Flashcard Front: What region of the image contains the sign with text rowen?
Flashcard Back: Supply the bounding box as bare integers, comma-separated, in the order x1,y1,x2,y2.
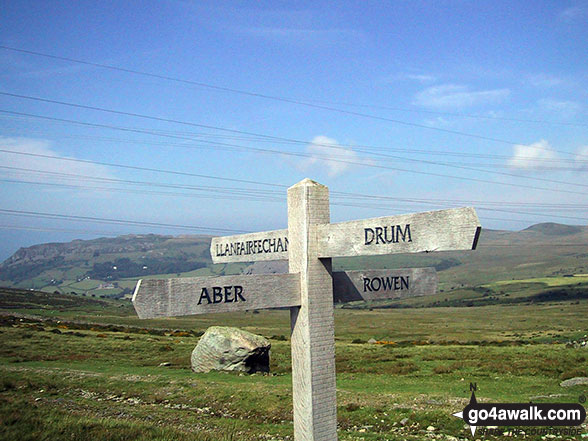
333,267,438,303
133,178,481,441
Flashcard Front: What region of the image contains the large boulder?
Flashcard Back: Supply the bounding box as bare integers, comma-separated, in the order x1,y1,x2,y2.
191,326,271,374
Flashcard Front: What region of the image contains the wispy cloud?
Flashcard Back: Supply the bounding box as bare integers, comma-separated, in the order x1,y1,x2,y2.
0,137,115,185
381,73,437,85
413,84,510,109
559,6,588,22
527,73,565,88
507,139,558,170
406,74,436,83
400,73,437,83
230,26,365,45
576,146,588,170
298,135,358,177
538,98,581,117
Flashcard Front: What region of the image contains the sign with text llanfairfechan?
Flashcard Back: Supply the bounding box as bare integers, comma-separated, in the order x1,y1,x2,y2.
132,178,481,441
211,229,288,263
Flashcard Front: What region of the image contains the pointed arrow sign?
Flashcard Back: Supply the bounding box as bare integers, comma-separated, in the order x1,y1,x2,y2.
333,267,438,303
132,273,300,319
317,207,481,258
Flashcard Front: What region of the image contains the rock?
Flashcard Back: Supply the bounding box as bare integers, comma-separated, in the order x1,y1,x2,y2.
159,362,171,367
560,377,588,387
400,417,409,426
426,425,436,431
368,338,378,344
191,326,270,374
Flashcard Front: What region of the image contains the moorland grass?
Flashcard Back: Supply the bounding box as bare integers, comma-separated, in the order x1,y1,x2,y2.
1,291,587,440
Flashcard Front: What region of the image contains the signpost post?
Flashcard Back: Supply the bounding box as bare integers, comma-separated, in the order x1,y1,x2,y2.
132,178,481,441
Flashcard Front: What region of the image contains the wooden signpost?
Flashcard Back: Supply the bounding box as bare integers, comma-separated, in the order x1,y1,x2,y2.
133,178,481,441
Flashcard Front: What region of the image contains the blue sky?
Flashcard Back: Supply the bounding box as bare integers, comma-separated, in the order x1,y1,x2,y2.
0,0,587,259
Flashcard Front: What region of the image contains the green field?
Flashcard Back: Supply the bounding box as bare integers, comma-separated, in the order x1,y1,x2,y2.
1,288,587,440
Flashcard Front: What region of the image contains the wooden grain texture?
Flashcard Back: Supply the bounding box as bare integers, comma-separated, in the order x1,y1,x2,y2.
332,268,438,303
210,229,289,263
288,179,338,441
317,207,481,258
132,274,300,319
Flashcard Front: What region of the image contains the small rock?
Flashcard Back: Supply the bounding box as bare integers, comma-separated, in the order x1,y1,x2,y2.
159,362,171,367
560,377,588,387
427,426,436,431
400,417,409,426
368,338,378,344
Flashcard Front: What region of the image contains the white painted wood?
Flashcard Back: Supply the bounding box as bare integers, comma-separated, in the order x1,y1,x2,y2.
132,274,300,319
211,229,289,264
333,268,438,303
288,178,338,441
317,207,481,258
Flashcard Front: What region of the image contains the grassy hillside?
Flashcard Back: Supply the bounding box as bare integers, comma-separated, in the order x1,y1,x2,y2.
1,224,588,307
1,287,587,440
0,234,213,296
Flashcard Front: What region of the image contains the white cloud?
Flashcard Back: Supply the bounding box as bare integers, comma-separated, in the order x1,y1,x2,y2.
0,137,115,186
507,139,558,170
538,99,581,117
299,136,358,177
413,84,510,109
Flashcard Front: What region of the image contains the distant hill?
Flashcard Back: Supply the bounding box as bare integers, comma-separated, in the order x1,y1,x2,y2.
0,234,213,297
1,223,587,300
522,222,583,236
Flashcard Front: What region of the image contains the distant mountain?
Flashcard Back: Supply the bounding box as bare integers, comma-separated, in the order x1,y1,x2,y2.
522,222,583,236
0,234,212,293
1,223,587,297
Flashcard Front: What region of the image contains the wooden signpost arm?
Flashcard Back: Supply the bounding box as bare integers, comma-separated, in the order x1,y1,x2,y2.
288,179,338,441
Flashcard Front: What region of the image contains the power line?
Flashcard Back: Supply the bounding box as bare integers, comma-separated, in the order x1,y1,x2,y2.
0,177,286,204
4,165,587,215
0,209,248,234
2,115,586,165
1,44,585,128
0,165,283,198
3,92,587,187
6,110,588,164
1,109,587,197
3,169,588,224
1,91,584,161
0,224,129,236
